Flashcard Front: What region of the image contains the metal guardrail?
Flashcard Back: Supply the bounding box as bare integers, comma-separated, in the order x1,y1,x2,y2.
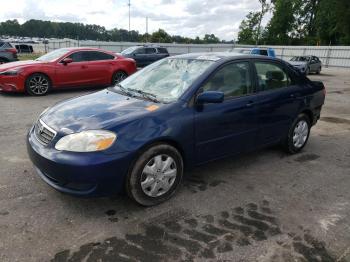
21,40,350,68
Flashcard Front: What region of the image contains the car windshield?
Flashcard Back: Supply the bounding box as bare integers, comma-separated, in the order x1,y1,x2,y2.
121,46,139,55
36,49,69,62
113,58,215,103
291,56,310,62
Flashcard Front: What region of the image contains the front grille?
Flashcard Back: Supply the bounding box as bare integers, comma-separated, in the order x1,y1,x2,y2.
35,120,56,146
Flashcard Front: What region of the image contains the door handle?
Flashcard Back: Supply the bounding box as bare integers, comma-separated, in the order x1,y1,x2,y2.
81,65,88,69
290,94,295,98
246,101,254,107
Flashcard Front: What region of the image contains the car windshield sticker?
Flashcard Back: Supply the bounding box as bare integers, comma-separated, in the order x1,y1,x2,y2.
146,105,159,112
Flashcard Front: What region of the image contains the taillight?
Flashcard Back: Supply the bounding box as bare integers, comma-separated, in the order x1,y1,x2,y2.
5,48,17,54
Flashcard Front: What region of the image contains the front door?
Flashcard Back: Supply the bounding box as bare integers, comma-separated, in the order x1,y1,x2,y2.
54,51,93,87
194,61,259,163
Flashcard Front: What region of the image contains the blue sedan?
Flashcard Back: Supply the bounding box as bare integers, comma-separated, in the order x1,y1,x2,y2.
27,53,326,206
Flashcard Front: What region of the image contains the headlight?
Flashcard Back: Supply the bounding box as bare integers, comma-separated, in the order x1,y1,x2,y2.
55,130,117,152
0,69,22,76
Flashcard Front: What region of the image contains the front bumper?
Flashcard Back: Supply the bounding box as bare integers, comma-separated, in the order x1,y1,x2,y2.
0,74,25,92
27,126,134,197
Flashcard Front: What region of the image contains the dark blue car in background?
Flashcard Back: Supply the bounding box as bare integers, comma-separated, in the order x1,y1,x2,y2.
27,53,325,206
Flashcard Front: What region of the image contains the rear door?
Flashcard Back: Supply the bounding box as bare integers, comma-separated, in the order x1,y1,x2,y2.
156,48,169,60
84,51,115,85
253,60,304,146
194,61,259,163
145,47,157,65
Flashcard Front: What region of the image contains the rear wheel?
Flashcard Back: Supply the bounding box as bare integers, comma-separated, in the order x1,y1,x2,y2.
126,144,184,206
112,71,128,85
25,73,51,96
283,114,311,154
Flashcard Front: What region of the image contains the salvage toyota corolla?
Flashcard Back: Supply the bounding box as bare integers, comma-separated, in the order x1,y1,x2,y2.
27,53,326,206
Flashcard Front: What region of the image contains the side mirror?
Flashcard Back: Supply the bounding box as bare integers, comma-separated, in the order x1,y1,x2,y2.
61,57,73,65
196,91,224,104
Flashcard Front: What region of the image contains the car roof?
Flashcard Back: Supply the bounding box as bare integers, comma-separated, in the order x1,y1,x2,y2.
62,47,109,52
171,52,279,62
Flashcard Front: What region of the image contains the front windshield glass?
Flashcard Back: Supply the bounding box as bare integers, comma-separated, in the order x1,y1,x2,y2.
291,56,309,62
114,58,215,103
36,48,69,62
121,46,139,55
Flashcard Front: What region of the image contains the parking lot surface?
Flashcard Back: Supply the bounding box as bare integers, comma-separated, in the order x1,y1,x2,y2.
0,68,349,262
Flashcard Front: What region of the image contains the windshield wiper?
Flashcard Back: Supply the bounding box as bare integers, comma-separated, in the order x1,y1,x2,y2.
115,84,136,97
126,88,160,103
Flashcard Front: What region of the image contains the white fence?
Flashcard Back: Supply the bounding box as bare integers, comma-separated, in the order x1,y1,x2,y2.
22,39,350,68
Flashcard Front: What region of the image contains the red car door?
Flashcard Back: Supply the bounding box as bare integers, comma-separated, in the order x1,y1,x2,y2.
84,51,115,86
54,51,94,88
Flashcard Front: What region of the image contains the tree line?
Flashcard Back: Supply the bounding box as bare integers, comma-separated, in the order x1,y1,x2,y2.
0,19,223,44
238,0,350,45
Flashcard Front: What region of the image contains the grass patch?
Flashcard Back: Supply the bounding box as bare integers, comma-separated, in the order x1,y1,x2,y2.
18,53,42,61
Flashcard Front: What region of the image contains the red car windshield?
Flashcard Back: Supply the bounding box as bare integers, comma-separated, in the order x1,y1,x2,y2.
36,49,69,62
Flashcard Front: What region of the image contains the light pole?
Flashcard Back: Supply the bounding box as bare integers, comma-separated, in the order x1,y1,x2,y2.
128,0,131,33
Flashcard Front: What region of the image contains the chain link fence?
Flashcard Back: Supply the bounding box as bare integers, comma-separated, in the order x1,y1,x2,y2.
24,39,350,68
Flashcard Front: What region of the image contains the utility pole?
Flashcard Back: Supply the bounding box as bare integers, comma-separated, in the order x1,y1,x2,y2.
146,17,148,42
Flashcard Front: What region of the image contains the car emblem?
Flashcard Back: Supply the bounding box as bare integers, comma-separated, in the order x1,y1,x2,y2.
38,123,45,134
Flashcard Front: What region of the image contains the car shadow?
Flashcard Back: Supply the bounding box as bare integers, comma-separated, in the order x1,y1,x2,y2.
49,145,287,219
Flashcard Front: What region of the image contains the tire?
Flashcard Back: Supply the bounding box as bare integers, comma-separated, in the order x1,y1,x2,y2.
25,73,51,96
0,58,8,64
112,70,128,85
305,67,310,75
126,144,184,206
283,114,311,154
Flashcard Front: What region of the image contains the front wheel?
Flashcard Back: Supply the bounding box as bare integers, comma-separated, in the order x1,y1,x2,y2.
126,144,184,206
283,114,311,154
316,67,321,74
25,73,51,96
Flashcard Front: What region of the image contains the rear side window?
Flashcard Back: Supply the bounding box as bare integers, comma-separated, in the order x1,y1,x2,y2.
86,51,114,61
254,62,292,91
157,48,168,54
203,62,252,99
260,50,268,56
145,48,156,54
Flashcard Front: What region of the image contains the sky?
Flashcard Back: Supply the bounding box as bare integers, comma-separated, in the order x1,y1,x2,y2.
2,0,269,40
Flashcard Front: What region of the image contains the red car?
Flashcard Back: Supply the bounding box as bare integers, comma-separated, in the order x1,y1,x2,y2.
0,47,137,96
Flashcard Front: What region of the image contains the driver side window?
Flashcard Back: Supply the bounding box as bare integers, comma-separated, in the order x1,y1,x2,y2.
202,62,252,100
66,51,87,62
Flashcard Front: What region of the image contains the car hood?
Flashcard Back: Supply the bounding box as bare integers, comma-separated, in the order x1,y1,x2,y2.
0,60,45,72
289,61,307,67
41,89,161,133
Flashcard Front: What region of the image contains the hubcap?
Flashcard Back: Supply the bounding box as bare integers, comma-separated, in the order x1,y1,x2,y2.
29,76,49,95
293,120,309,148
113,72,127,85
141,154,177,197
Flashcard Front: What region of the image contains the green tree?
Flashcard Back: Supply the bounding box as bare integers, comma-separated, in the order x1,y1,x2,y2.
237,12,261,44
150,29,172,43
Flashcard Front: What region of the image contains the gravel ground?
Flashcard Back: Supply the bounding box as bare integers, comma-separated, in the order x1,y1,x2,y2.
0,68,349,262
